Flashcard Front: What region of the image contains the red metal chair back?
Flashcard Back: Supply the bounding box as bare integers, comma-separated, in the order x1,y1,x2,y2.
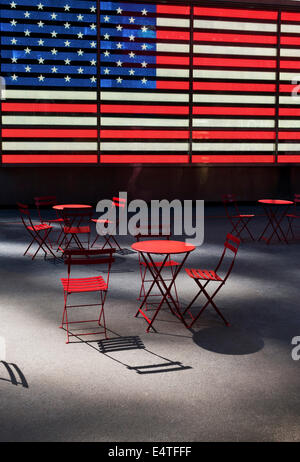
62,207,93,228
63,248,115,287
294,194,300,204
135,224,171,241
34,195,58,222
215,233,240,282
17,202,35,229
222,194,240,217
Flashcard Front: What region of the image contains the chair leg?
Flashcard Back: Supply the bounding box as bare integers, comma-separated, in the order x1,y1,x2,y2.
286,217,295,240
98,292,108,339
184,280,229,328
60,292,68,329
60,292,70,344
23,237,35,256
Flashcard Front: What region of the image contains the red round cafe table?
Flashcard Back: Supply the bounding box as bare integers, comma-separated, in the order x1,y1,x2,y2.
131,240,195,332
258,199,294,244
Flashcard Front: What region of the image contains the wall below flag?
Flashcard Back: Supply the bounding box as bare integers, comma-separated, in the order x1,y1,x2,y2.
1,0,300,165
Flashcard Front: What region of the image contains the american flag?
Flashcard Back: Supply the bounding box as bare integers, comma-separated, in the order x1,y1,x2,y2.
1,1,300,165
0,0,98,163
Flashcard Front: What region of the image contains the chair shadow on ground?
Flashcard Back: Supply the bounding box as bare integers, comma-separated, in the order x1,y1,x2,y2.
98,334,192,374
61,328,192,374
0,361,29,388
191,325,264,355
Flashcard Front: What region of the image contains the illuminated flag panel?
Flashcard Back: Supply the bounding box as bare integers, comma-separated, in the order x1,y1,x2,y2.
278,11,300,163
192,5,277,164
99,1,190,164
1,1,300,165
0,0,98,163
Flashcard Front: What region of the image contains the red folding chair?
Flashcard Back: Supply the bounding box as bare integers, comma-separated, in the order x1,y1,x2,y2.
60,207,93,252
134,225,179,310
34,195,64,248
60,248,115,343
286,194,300,239
17,202,56,260
222,194,255,241
91,196,126,250
182,234,240,328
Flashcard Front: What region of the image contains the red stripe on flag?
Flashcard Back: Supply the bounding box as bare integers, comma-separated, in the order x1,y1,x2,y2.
2,129,97,138
1,102,97,113
279,108,300,116
281,36,300,46
280,60,300,69
101,155,189,163
278,155,300,163
282,12,300,22
194,57,276,68
100,104,189,115
2,155,97,164
194,7,278,20
279,84,297,93
157,30,190,41
157,56,189,66
194,82,276,92
193,107,275,116
156,81,189,90
194,32,277,45
156,4,190,15
278,132,300,140
192,154,274,163
193,131,275,140
100,130,189,139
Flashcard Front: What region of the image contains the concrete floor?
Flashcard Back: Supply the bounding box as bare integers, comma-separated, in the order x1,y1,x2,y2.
0,205,300,442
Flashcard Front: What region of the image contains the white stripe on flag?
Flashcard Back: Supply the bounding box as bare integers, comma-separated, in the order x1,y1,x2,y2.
193,119,275,128
3,142,97,150
279,120,300,128
101,117,189,127
281,24,300,33
193,19,277,32
193,69,276,80
5,89,97,100
157,43,189,53
281,48,300,57
100,142,188,151
278,143,300,150
193,44,276,56
193,94,275,104
156,69,189,78
157,17,189,28
100,92,189,103
2,116,97,125
279,96,300,105
192,142,275,151
280,72,300,81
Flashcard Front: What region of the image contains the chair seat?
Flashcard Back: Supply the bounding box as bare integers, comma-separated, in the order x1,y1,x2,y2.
141,259,179,268
286,214,300,218
64,225,90,234
233,214,255,218
61,276,107,293
91,218,114,224
27,223,52,232
185,268,223,281
47,218,64,223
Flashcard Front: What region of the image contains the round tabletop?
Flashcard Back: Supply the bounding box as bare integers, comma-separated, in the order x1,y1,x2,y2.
258,199,293,205
53,204,92,210
131,240,196,255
